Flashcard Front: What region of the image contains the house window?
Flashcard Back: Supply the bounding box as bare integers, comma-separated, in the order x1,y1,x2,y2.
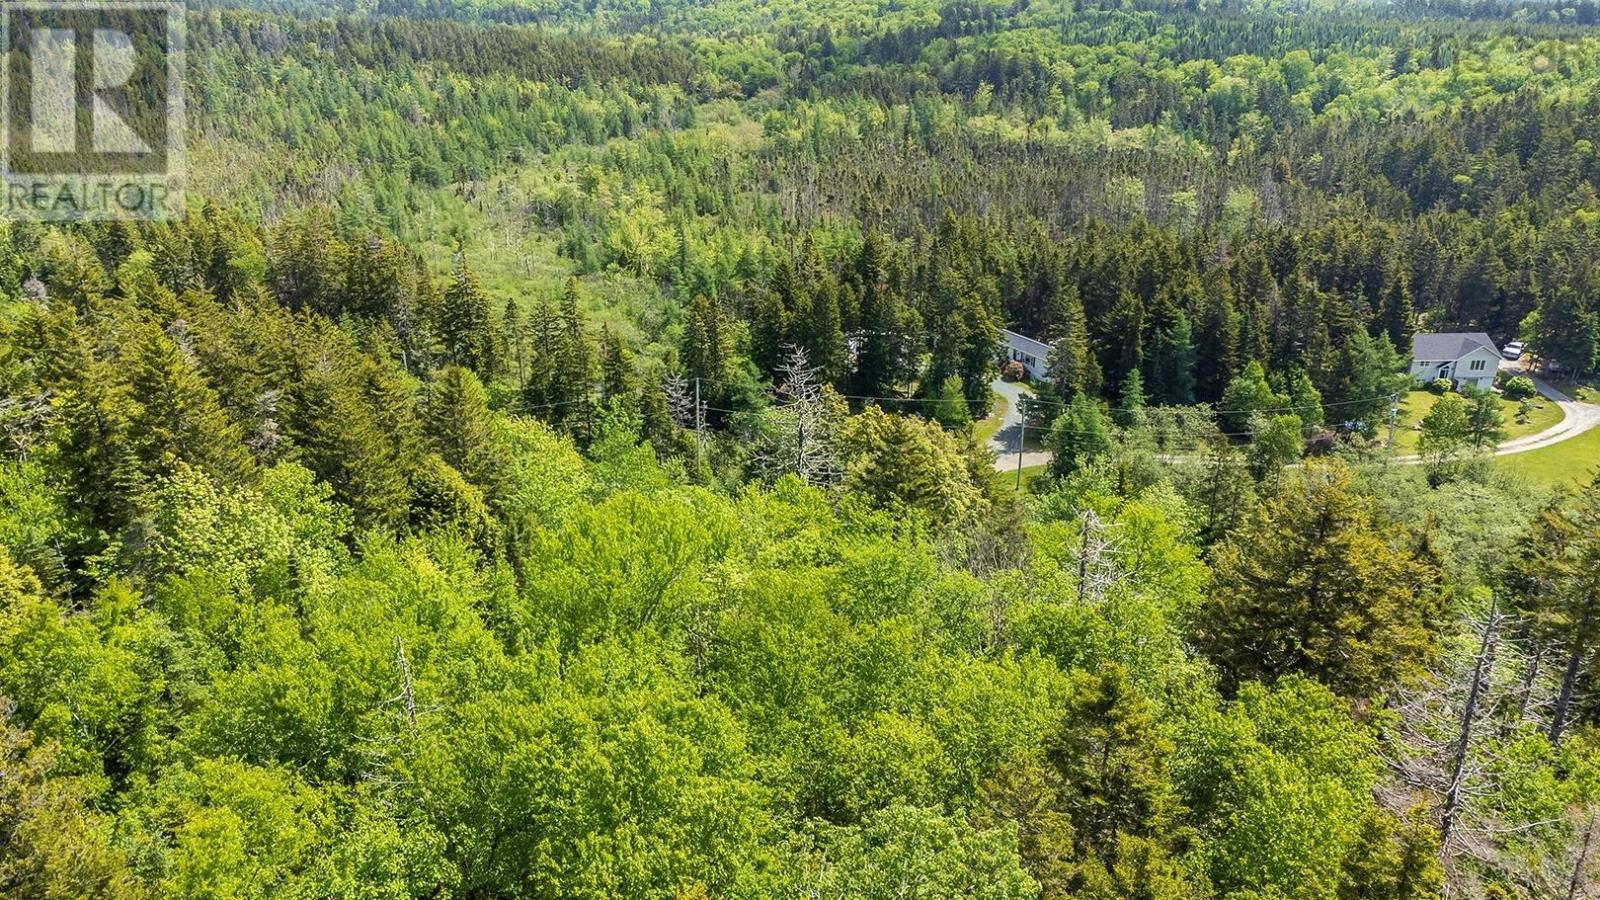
1469,359,1487,372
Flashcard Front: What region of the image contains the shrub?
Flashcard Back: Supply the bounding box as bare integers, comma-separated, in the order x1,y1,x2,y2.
1427,378,1453,395
1000,359,1027,382
1502,376,1537,401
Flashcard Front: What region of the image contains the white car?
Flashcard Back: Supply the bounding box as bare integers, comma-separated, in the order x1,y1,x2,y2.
1503,341,1526,360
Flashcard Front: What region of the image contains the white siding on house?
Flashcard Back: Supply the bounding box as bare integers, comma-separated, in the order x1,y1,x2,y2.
1411,344,1501,390
1452,347,1501,390
1002,330,1053,380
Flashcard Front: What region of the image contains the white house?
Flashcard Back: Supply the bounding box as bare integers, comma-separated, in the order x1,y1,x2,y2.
1002,329,1054,381
1410,332,1501,391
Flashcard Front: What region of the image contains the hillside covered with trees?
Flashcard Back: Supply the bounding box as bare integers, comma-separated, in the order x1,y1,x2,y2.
4,1,1600,898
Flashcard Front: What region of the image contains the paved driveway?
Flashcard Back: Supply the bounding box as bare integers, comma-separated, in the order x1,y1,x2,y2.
1484,363,1600,458
988,379,1053,471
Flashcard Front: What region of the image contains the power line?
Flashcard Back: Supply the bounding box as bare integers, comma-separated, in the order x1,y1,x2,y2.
834,389,1392,416
678,372,1398,418
519,397,591,412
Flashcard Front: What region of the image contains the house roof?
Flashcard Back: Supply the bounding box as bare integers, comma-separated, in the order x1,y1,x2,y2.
1412,332,1499,361
1002,329,1053,355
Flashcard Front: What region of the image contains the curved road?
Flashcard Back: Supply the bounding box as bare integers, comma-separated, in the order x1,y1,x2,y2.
988,372,1600,473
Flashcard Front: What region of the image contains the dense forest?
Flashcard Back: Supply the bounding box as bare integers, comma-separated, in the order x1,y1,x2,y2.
4,0,1600,898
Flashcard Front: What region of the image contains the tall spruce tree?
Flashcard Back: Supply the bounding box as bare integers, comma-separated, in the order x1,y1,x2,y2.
683,294,733,405
750,289,789,381
423,365,510,505
123,325,254,489
598,326,637,409
1046,285,1102,402
37,311,133,537
795,281,847,387
1531,287,1598,377
1194,281,1241,404
438,255,503,381
1194,460,1445,697
1046,666,1193,896
555,284,596,413
1047,394,1113,479
1148,311,1197,406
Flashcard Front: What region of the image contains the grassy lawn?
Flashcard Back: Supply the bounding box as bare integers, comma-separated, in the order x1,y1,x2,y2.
974,390,1010,446
1498,424,1600,490
1391,389,1564,454
991,463,1050,491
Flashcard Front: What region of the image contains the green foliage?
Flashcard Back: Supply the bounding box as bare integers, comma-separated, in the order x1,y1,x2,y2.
1174,677,1437,898
6,2,1600,894
682,295,733,404
1046,666,1194,893
1247,414,1305,480
1502,375,1538,401
805,804,1039,899
408,453,499,550
519,283,597,429
839,406,988,526
932,375,973,429
0,704,144,899
1193,461,1446,697
438,256,504,380
139,462,350,594
1221,362,1289,435
1419,392,1472,475
1047,395,1113,480
422,365,512,503
1530,288,1599,378
123,324,254,489
1463,387,1507,451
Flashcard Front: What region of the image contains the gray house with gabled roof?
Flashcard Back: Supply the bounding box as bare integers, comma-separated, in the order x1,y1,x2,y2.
1410,332,1502,391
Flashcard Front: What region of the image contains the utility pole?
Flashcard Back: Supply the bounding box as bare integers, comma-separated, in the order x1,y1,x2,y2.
694,376,705,455
1016,397,1027,489
1387,393,1401,451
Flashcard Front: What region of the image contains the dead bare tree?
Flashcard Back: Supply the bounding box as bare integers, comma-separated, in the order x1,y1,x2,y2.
1387,602,1569,898
753,346,840,487
394,637,418,737
1072,509,1127,607
1440,600,1503,859
0,393,51,460
663,371,699,432
663,370,707,460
